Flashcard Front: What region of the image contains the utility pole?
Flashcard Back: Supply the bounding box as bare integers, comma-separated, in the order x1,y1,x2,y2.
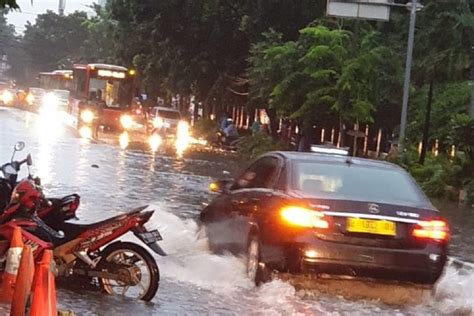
399,0,419,150
58,0,65,16
470,46,474,118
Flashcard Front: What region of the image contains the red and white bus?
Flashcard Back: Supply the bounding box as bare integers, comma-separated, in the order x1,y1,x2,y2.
69,63,148,141
38,70,74,91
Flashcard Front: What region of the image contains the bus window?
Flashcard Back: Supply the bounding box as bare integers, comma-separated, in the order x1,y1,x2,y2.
73,69,87,98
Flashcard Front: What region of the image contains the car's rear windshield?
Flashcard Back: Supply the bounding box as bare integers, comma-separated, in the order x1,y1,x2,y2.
158,110,181,120
292,161,431,208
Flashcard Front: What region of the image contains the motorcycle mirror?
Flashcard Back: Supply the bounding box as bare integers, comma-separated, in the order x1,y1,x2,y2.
14,141,25,152
26,154,33,166
11,141,25,162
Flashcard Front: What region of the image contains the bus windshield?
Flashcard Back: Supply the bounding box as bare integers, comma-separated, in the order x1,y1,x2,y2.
89,77,133,108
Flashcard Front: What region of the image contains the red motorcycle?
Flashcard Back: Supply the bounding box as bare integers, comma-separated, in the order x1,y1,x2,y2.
0,142,80,226
0,143,166,301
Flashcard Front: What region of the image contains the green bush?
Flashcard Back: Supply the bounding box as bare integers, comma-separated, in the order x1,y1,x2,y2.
237,133,287,160
392,150,472,201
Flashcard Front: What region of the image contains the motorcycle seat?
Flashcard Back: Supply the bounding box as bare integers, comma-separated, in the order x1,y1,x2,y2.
53,205,149,245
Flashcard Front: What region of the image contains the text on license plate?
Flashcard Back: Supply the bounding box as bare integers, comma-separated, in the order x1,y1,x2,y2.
138,229,163,244
346,218,396,236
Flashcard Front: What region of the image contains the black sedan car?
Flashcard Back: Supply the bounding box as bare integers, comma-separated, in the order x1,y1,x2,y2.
200,151,449,286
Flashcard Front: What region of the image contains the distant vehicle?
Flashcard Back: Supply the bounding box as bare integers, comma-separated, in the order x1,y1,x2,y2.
27,88,46,110
0,88,16,106
147,106,191,153
38,70,74,91
68,63,145,142
38,89,70,114
200,150,449,287
149,107,182,137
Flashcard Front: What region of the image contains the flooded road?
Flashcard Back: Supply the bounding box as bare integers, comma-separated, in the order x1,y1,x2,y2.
1,107,474,315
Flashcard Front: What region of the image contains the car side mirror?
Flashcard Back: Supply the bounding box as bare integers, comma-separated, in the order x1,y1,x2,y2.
209,179,233,194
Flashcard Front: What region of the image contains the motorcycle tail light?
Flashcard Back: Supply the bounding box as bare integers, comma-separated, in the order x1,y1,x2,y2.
70,197,80,212
412,219,449,242
280,206,329,229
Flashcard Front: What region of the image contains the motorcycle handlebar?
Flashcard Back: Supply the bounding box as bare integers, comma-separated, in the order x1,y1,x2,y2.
31,214,63,239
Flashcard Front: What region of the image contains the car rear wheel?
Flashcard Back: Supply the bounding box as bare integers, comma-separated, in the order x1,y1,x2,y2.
246,234,270,285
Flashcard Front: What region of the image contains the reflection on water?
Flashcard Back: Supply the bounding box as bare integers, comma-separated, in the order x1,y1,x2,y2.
436,200,474,262
2,107,474,315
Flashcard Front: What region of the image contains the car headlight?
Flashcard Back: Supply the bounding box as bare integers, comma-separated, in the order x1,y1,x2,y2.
26,93,35,105
149,134,162,152
120,114,133,129
42,93,59,110
153,117,164,129
177,120,189,137
79,126,93,139
81,110,94,123
1,90,13,104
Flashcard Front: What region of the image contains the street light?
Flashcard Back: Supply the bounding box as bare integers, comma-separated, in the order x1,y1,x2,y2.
470,46,474,118
399,0,423,150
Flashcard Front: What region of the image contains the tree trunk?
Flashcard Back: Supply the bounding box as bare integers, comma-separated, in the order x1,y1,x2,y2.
339,117,346,148
266,107,279,139
419,78,435,165
193,99,199,125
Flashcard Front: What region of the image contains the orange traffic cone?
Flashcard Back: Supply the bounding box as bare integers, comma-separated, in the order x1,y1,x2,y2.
0,226,24,303
10,245,34,316
30,250,57,316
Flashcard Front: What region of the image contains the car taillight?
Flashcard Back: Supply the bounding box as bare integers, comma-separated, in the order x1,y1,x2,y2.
412,220,449,242
280,206,329,229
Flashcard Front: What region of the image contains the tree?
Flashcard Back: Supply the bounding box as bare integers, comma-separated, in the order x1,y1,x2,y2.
410,0,473,163
105,0,324,116
0,0,18,9
81,5,115,64
0,10,27,82
249,25,401,137
21,11,90,72
0,10,15,55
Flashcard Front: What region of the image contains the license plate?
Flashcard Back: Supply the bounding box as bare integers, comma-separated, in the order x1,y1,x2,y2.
346,218,396,236
138,230,163,243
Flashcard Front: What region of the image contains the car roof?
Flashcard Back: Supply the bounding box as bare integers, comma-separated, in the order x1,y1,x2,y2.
263,151,404,171
152,107,180,112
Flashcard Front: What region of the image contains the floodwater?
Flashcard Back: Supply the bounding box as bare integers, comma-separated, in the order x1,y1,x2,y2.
1,107,474,315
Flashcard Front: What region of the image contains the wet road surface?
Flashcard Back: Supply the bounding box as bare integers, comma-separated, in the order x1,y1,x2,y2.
1,107,474,315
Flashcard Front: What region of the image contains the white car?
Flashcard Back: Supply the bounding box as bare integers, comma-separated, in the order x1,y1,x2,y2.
149,107,182,136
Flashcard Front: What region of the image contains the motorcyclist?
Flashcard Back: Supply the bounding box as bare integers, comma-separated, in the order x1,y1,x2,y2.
221,119,239,144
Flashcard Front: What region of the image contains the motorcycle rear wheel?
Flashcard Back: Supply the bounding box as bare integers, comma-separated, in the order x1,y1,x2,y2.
98,241,160,301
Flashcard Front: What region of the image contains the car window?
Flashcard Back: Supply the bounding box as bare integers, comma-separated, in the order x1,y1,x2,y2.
158,110,181,120
275,164,287,191
292,161,431,208
232,157,280,190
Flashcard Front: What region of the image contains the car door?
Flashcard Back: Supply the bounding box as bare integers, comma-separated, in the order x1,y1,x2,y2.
203,156,281,253
229,156,282,251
